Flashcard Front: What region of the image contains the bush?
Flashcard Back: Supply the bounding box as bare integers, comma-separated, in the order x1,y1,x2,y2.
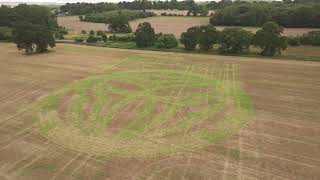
102,34,107,42
218,27,253,54
55,26,68,40
75,38,84,42
300,31,320,46
81,30,86,34
0,32,5,40
155,34,178,49
135,22,155,47
109,34,135,42
0,29,12,41
287,36,301,46
89,30,95,35
86,35,98,43
96,30,104,36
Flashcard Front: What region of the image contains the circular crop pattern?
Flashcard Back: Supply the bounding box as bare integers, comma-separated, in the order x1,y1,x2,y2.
35,65,252,157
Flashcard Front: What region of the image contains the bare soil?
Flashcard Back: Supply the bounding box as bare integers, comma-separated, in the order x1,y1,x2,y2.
0,43,319,179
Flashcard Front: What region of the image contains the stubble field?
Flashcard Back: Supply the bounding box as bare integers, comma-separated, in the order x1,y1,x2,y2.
58,16,320,37
0,43,319,179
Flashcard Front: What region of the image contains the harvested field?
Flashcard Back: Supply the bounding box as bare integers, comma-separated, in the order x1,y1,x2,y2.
147,9,215,16
0,43,320,179
58,16,320,37
130,16,209,37
57,16,107,31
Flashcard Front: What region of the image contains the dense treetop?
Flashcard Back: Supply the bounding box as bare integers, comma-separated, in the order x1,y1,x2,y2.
210,2,320,28
81,10,156,24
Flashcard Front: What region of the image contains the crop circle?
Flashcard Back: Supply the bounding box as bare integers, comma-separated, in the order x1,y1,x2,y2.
35,67,252,157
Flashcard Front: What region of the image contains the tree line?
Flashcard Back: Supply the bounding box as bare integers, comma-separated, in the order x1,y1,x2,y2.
80,10,156,24
210,2,320,28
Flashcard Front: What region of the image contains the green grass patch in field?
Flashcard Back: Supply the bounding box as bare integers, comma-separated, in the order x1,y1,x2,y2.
34,55,253,157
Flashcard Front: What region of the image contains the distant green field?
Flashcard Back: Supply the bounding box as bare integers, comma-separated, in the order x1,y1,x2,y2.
34,55,252,157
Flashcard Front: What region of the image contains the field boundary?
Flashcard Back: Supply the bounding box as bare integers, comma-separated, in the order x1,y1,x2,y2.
55,41,320,62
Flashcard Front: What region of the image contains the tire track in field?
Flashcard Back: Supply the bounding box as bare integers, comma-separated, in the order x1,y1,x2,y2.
9,144,55,178
68,155,92,178
0,125,35,149
50,152,81,180
4,141,50,174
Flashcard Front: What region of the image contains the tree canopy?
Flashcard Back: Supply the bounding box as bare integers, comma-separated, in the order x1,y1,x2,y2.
108,12,132,33
210,2,320,28
253,22,287,56
218,28,253,54
134,22,155,47
12,4,57,54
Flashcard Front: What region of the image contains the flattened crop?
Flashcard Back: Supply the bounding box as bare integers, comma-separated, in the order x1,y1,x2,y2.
34,57,253,157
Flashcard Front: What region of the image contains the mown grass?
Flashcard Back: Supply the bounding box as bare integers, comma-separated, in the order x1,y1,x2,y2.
34,55,253,157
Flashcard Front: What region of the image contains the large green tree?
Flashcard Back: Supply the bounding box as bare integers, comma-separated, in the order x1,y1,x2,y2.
134,22,155,47
108,11,132,33
13,4,57,54
253,21,287,56
180,26,199,51
198,25,219,51
218,27,253,54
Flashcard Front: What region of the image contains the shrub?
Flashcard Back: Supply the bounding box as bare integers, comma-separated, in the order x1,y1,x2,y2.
109,34,135,42
253,21,287,56
55,26,68,40
75,38,84,42
287,36,301,46
155,33,163,41
180,27,199,51
81,30,86,34
89,30,95,35
0,30,12,41
135,22,155,47
300,31,320,46
96,30,104,36
0,32,5,40
86,35,98,43
101,34,107,42
218,27,253,54
155,34,178,49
